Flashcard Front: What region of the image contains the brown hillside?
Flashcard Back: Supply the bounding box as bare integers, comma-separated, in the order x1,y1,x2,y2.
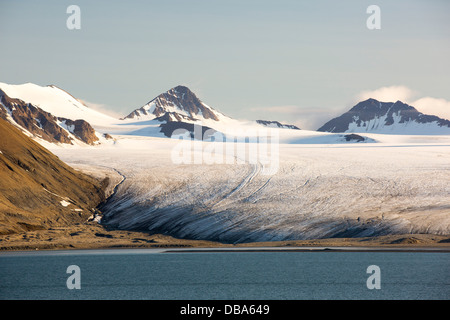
0,117,107,235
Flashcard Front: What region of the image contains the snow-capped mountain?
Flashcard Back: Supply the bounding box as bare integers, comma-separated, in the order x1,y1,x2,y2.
122,85,234,138
123,85,222,122
0,82,117,128
318,98,450,134
0,88,104,146
123,85,303,138
0,82,121,146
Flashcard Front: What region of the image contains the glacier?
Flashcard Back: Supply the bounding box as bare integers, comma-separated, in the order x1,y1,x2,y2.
48,135,450,243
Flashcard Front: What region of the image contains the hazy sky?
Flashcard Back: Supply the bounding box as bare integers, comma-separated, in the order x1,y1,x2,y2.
1,0,449,129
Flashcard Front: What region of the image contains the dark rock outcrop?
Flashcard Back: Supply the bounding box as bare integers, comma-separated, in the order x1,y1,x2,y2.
256,120,300,130
159,121,217,140
58,118,99,145
344,134,366,142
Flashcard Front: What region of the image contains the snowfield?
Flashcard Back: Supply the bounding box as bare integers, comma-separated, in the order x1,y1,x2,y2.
48,135,450,243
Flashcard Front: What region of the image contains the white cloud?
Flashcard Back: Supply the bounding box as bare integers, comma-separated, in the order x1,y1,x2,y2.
355,85,417,104
412,97,450,121
78,99,124,119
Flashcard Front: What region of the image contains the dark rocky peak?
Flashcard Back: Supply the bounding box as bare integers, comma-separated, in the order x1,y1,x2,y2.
318,98,450,133
349,98,383,111
350,99,416,114
125,85,220,121
151,85,219,121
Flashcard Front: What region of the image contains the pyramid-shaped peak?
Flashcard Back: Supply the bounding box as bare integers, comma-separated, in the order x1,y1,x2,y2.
362,98,380,103
350,98,382,111
165,85,200,101
124,85,220,121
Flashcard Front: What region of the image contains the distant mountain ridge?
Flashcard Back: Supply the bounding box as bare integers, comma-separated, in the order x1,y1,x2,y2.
256,120,300,130
318,98,450,134
2,82,448,146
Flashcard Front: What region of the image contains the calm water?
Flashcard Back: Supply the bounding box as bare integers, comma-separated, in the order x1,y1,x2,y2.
0,250,448,300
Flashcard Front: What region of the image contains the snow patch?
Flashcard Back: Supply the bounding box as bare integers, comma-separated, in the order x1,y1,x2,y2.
60,200,71,207
347,112,450,135
58,119,75,133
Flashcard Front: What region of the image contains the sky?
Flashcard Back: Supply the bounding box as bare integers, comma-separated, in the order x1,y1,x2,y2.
1,0,449,129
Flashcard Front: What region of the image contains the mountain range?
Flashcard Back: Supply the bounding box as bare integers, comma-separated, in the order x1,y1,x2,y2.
0,83,307,144
0,82,449,148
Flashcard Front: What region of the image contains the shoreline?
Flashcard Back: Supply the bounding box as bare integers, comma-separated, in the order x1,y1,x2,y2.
1,222,449,253
1,246,449,257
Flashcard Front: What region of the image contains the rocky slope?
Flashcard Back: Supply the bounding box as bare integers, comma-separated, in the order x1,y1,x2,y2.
0,117,107,235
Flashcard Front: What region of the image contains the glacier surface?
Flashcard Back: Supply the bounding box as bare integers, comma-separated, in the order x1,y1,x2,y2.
49,135,450,243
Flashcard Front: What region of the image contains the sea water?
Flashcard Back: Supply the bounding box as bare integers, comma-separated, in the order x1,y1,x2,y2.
0,250,448,300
